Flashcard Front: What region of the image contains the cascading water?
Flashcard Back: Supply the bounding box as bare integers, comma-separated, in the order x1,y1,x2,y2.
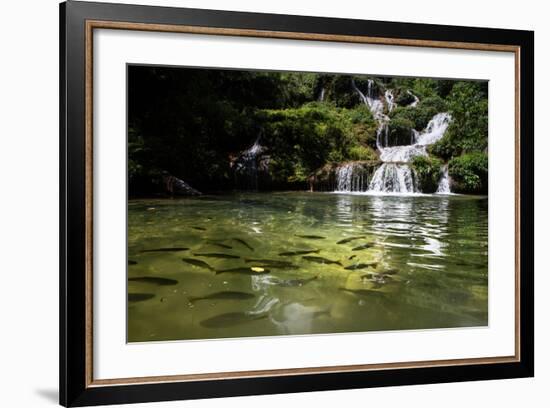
318,87,325,102
338,79,452,194
335,163,369,192
436,165,451,194
385,89,395,112
234,137,264,190
369,113,451,194
351,79,390,151
368,163,418,194
407,91,420,107
352,79,385,119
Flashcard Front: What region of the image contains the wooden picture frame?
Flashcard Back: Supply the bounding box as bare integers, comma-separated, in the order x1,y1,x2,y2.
60,1,534,406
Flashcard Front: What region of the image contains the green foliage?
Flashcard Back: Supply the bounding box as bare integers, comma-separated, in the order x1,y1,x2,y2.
348,145,378,161
394,91,416,106
411,156,443,193
428,134,455,161
448,152,488,194
341,105,378,148
260,103,377,184
390,95,446,130
389,78,439,101
432,82,488,160
387,116,415,146
128,66,488,195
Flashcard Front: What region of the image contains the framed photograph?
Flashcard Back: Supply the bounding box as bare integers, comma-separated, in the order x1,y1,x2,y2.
60,1,534,406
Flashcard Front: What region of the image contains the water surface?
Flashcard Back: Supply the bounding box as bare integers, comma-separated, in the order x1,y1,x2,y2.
128,192,488,342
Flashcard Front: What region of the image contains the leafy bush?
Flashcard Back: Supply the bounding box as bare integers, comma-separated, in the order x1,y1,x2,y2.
394,91,416,106
444,82,488,155
348,145,378,161
127,66,488,195
429,134,455,161
448,152,488,194
261,103,378,184
390,95,447,130
342,105,378,148
386,116,415,146
411,155,443,193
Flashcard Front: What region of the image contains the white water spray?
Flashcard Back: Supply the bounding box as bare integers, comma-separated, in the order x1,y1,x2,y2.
385,89,395,112
335,162,370,192
436,165,451,194
340,80,452,194
368,113,451,194
407,90,420,107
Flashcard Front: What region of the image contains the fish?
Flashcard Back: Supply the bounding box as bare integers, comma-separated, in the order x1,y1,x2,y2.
207,241,233,250
128,277,178,286
128,293,155,303
200,312,268,328
361,273,392,283
351,243,373,251
312,306,332,319
128,260,138,265
181,257,215,271
245,259,296,268
338,288,385,297
348,255,357,261
278,249,320,256
140,247,189,253
302,256,342,266
193,252,240,259
295,234,326,240
216,267,271,275
233,238,254,251
278,276,318,287
192,226,207,231
382,268,399,275
344,262,378,271
337,236,367,245
188,291,255,303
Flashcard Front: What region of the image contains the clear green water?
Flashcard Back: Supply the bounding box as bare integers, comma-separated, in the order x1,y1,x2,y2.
127,192,488,342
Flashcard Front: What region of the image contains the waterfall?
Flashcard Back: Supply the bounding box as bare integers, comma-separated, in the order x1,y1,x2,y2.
415,113,452,145
436,165,451,194
352,79,385,119
385,89,395,112
318,87,325,102
351,79,390,151
234,137,264,190
369,163,418,194
335,162,370,192
407,91,420,107
368,113,451,194
348,77,452,194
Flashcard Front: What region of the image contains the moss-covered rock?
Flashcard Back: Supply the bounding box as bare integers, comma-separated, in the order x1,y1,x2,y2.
448,152,488,194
